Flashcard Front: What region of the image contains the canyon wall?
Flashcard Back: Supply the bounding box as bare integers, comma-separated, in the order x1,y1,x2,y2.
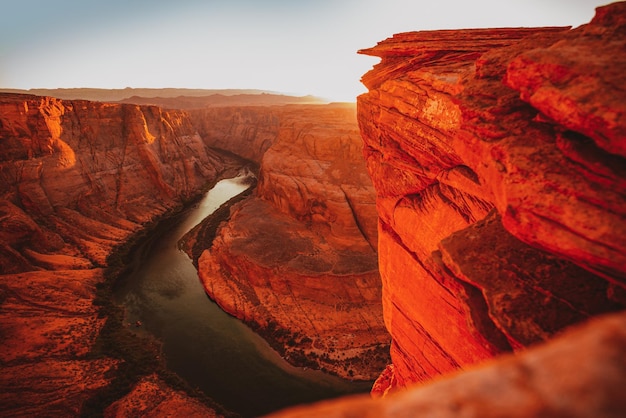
186,104,390,380
268,2,626,417
267,2,626,417
188,106,282,163
357,2,626,392
0,94,232,416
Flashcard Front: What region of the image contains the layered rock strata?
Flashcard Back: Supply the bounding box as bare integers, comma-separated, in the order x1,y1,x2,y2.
356,1,626,393
0,93,234,416
187,104,390,380
188,106,282,163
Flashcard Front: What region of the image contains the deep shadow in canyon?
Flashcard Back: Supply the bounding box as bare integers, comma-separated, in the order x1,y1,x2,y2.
109,173,373,417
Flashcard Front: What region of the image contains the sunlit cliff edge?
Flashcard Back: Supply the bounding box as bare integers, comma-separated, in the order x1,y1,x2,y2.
270,1,626,417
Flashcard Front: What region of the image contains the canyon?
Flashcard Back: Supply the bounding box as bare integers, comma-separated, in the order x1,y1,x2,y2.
0,93,245,416
1,1,625,417
183,104,389,380
0,94,387,415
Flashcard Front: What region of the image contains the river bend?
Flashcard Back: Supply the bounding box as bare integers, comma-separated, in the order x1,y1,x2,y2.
114,173,369,416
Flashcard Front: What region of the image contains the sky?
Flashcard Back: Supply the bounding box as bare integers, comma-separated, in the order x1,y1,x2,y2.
0,0,612,102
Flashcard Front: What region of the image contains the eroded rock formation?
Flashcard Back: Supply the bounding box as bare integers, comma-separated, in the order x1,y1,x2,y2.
104,374,222,418
188,106,281,162
265,2,626,417
355,2,626,393
186,104,390,380
0,93,235,416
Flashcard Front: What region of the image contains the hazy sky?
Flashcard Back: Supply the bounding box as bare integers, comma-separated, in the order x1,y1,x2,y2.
0,0,610,101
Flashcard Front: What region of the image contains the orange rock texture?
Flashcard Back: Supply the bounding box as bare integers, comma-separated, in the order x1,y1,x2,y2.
188,106,281,162
189,104,390,380
355,1,626,393
104,374,221,418
0,93,231,415
268,310,626,418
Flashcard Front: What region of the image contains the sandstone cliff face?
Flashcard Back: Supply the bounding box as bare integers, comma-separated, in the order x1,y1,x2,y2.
189,104,390,380
0,93,231,416
264,3,626,417
355,2,626,393
188,106,281,163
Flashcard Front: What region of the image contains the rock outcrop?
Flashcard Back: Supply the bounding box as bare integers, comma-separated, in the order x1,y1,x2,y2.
0,93,236,416
355,1,626,393
264,2,626,417
186,104,390,380
104,374,222,418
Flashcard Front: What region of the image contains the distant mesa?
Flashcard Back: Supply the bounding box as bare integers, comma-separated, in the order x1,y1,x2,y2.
116,93,327,109
0,87,328,108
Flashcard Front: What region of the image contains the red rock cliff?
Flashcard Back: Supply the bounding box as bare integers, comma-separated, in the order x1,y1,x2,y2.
265,3,626,417
355,2,626,394
188,106,281,163
0,93,234,415
188,104,390,380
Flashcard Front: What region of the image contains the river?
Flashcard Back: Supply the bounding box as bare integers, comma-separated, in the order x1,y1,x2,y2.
113,171,371,417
